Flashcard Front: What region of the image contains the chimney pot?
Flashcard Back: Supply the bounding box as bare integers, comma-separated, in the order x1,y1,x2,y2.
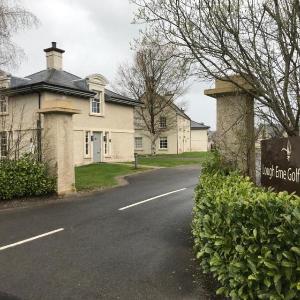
52,42,57,48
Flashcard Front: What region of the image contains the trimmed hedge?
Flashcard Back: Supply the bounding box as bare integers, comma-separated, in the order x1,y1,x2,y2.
0,156,56,200
193,171,300,299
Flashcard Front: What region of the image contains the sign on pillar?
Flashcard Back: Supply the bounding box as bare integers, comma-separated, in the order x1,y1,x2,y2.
39,103,80,196
261,137,300,195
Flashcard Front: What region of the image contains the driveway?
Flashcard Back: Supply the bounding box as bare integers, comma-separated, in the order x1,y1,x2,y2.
0,166,216,300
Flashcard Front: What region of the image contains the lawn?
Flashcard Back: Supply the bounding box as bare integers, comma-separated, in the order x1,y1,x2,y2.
135,151,213,167
75,163,147,191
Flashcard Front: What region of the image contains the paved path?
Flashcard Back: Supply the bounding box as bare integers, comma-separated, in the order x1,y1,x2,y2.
0,166,216,300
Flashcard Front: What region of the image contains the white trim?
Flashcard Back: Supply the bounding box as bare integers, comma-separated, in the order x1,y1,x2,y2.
74,128,134,134
104,131,111,157
83,131,91,158
90,91,105,116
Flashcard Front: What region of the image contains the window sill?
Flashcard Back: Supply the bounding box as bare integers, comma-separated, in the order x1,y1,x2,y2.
135,148,144,151
89,113,104,117
0,112,8,116
158,148,168,151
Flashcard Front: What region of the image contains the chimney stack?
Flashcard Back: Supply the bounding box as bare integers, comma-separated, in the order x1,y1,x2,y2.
44,42,65,70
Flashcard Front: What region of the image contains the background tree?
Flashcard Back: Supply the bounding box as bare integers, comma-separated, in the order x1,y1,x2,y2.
115,39,189,154
0,0,38,160
132,0,300,137
0,0,38,69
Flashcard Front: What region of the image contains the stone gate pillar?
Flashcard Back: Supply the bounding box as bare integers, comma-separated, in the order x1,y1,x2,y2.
204,75,255,180
39,101,80,195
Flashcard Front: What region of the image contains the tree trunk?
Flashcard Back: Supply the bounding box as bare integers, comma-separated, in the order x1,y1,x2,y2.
150,135,156,155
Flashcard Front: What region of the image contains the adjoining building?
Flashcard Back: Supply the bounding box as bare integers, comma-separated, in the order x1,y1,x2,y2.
190,120,210,151
134,103,191,154
0,42,139,165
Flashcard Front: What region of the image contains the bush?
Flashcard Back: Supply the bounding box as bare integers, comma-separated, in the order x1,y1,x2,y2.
193,171,300,299
201,150,236,176
0,156,56,200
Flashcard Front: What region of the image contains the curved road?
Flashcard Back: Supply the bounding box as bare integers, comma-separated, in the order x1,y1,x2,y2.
0,166,216,300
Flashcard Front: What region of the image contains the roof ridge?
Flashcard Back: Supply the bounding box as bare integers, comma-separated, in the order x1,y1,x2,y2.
61,70,82,80
25,69,83,81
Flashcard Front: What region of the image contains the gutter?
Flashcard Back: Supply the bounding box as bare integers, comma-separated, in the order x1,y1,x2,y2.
2,82,95,98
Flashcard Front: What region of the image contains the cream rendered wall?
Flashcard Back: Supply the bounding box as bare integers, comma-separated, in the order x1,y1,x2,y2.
2,93,40,131
41,91,134,165
134,112,191,155
134,129,178,155
177,115,191,154
191,129,208,151
0,93,41,157
1,90,135,164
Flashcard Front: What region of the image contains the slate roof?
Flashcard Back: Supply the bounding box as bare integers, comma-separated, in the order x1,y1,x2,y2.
7,69,139,106
170,103,191,120
191,120,210,130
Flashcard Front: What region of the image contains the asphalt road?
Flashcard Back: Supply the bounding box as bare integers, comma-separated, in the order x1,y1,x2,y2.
0,166,216,300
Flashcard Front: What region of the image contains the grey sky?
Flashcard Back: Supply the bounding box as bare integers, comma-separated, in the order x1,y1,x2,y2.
12,0,216,129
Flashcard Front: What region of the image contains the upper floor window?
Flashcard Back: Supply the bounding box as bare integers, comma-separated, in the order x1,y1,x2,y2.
0,95,8,114
159,116,167,129
91,92,103,115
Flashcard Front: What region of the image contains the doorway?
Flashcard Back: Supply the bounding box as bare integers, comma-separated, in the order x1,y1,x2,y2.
93,132,102,163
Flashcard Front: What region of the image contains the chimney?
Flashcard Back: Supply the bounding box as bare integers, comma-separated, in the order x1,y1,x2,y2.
44,42,65,70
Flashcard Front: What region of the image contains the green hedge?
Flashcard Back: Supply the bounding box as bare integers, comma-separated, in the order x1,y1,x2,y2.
193,171,300,299
0,156,56,200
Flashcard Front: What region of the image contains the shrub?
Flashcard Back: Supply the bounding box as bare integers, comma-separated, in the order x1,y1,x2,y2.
201,150,237,176
193,171,300,299
0,156,56,200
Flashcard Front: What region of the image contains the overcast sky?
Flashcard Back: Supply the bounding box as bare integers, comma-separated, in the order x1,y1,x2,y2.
12,0,216,129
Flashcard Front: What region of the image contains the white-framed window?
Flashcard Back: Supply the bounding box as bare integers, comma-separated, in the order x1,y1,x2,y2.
104,131,110,155
84,131,91,157
90,91,103,115
0,131,8,157
159,116,167,129
0,95,8,114
159,137,168,149
135,137,143,149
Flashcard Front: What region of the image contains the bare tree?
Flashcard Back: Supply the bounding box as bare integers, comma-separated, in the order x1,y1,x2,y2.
132,0,300,137
115,39,189,154
0,102,40,160
0,0,38,69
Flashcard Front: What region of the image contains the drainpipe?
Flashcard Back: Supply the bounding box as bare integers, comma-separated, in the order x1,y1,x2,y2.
36,92,42,161
176,114,179,155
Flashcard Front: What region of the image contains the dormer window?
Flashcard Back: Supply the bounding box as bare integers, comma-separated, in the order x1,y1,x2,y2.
90,91,103,115
0,95,8,114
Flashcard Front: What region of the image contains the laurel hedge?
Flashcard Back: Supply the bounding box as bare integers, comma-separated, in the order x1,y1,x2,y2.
0,156,56,200
193,170,300,299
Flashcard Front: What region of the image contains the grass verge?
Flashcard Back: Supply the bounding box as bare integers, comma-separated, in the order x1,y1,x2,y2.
135,151,213,167
75,163,148,191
